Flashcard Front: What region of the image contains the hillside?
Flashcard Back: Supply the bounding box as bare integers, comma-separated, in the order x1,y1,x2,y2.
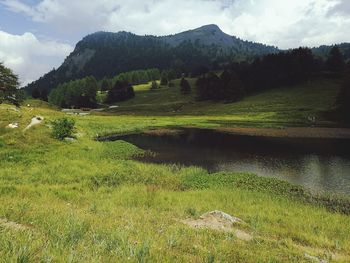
104,75,341,127
25,25,278,94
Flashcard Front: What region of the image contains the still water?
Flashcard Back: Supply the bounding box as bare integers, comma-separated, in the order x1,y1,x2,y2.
109,129,350,195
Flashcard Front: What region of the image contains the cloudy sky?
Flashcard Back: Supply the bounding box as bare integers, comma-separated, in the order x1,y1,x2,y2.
0,0,349,86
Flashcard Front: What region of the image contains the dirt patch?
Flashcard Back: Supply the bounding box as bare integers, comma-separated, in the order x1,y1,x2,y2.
0,218,29,231
218,127,350,139
181,210,252,241
144,128,183,136
293,243,349,262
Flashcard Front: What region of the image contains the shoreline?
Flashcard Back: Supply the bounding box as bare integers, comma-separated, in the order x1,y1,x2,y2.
143,126,350,139
217,126,350,139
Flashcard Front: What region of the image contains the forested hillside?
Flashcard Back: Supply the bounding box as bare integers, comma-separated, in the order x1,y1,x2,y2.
25,25,278,95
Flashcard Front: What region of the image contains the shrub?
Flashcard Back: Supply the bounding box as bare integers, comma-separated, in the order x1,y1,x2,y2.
150,81,159,90
105,81,135,103
52,118,75,140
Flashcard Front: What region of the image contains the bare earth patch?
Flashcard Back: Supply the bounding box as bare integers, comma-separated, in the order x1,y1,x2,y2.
0,218,29,231
219,127,350,139
144,128,183,136
181,210,253,241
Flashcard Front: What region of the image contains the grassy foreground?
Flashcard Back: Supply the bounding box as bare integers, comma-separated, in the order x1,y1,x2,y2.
0,78,349,262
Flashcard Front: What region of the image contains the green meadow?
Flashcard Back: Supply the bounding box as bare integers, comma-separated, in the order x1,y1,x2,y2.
1,77,350,262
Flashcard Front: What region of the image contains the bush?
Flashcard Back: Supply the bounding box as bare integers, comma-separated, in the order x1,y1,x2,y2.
105,81,135,103
52,118,75,140
150,81,159,90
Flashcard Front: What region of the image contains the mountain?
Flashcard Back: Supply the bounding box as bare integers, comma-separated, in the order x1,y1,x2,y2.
163,24,276,52
25,24,279,94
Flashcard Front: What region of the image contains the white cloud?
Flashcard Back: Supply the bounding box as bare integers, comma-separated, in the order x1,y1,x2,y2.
1,0,350,84
1,0,349,49
0,31,73,86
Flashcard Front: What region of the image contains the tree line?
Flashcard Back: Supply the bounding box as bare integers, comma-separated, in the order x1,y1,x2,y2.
99,68,160,91
48,75,138,108
196,46,346,102
46,67,184,108
336,62,350,125
48,77,99,108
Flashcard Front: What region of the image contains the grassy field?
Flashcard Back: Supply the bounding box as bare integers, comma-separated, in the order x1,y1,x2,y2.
0,78,349,262
106,76,341,128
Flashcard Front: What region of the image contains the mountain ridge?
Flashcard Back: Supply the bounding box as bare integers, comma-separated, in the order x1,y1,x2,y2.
25,24,349,94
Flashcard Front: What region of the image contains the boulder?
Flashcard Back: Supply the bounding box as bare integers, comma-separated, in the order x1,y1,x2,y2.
181,210,252,241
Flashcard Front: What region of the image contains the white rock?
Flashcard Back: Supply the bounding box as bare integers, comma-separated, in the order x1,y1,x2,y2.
200,210,244,224
7,123,19,129
64,137,76,142
23,116,44,131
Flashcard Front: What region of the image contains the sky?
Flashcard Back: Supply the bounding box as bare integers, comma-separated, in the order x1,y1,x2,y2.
0,0,349,86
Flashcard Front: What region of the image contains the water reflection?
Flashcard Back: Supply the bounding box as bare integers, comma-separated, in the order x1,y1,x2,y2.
113,129,350,195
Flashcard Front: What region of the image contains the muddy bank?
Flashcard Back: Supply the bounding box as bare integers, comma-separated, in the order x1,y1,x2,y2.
98,126,350,141
217,127,350,139
142,126,350,139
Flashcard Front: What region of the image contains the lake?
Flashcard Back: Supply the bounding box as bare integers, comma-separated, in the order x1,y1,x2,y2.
104,128,350,196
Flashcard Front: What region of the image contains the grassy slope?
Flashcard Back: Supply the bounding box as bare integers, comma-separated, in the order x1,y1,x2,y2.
0,79,349,262
108,77,341,127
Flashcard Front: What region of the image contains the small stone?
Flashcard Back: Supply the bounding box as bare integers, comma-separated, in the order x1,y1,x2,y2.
201,210,244,224
7,123,19,129
64,137,76,142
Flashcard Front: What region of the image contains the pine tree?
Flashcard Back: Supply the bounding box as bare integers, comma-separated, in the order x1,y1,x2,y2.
180,78,191,94
101,78,111,92
150,81,159,90
105,81,135,103
327,46,345,72
0,62,20,106
32,87,41,99
160,71,168,86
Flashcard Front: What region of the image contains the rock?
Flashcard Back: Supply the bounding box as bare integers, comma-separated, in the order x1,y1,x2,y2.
201,210,244,224
64,137,76,142
305,253,328,263
23,116,44,131
181,210,252,241
7,123,19,129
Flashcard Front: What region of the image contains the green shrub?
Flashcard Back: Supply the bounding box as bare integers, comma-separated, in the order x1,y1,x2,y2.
52,118,75,140
150,80,159,90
